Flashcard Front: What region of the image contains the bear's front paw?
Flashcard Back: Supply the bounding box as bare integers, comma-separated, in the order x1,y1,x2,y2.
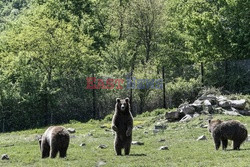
126,129,132,136
112,125,118,132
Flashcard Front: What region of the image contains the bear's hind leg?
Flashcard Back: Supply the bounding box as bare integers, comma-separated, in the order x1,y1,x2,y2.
222,139,228,150
115,144,122,156
233,140,241,150
50,145,58,158
124,143,131,155
59,149,67,158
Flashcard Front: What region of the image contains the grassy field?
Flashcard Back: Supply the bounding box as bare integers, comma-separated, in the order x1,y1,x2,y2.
1,111,250,167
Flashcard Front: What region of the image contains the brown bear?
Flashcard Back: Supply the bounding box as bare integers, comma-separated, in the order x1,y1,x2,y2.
112,97,133,155
39,126,70,158
208,119,248,150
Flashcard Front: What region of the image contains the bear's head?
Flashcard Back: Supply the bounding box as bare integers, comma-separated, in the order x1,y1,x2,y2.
116,97,130,113
208,119,223,133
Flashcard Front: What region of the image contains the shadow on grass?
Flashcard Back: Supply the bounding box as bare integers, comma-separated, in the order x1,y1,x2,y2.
225,148,250,151
129,153,147,156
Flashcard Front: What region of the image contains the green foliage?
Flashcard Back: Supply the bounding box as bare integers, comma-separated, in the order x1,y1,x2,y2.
0,0,249,132
166,78,202,107
103,114,113,122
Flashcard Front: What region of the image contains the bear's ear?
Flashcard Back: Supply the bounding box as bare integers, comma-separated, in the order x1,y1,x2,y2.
125,97,129,103
116,98,121,103
208,119,211,123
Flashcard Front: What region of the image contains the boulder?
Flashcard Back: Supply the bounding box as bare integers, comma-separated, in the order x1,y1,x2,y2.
80,143,86,147
203,100,213,113
100,125,107,129
165,111,184,122
216,95,227,102
218,101,231,109
132,141,144,145
1,154,9,160
197,135,207,141
180,105,196,115
238,110,250,116
98,144,108,149
97,161,106,167
199,94,217,104
67,128,76,133
230,99,246,110
158,139,166,142
179,114,192,122
223,110,242,116
159,146,169,150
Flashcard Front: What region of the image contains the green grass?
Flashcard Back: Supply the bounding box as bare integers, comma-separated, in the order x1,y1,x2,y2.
1,113,250,167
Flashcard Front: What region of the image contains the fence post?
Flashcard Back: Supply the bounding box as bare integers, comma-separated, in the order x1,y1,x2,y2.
201,62,204,86
162,66,166,108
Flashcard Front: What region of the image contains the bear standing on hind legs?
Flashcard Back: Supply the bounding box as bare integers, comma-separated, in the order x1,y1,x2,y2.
39,126,70,158
208,119,248,150
112,97,133,156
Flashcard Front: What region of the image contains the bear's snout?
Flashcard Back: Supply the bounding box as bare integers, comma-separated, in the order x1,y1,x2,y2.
121,104,125,110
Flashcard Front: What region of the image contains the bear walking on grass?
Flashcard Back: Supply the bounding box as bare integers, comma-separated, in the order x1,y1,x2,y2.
39,126,70,158
112,97,133,155
208,119,248,150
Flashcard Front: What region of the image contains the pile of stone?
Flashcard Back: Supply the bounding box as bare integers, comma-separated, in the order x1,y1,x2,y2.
165,94,249,122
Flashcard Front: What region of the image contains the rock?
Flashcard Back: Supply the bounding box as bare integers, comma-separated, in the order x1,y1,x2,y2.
200,124,208,128
67,128,76,133
218,101,231,109
247,135,250,142
88,133,93,136
214,107,224,114
193,99,203,105
197,135,207,141
223,110,242,116
190,103,203,113
203,100,213,113
230,99,246,110
80,143,86,147
179,104,196,115
199,94,217,104
165,111,185,122
100,125,107,129
97,160,106,167
98,145,108,149
193,113,200,118
179,114,192,122
154,122,167,130
134,125,143,130
204,99,211,106
217,95,227,102
104,129,111,132
158,139,166,142
132,141,144,145
159,146,169,150
238,110,250,116
1,154,9,160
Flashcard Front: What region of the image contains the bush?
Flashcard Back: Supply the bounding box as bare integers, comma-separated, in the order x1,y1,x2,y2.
166,77,202,107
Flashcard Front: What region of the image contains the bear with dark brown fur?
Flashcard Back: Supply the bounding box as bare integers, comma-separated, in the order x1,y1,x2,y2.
39,126,70,158
112,97,133,155
208,119,248,150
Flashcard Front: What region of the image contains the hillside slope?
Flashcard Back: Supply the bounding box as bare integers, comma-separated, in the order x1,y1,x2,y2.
1,111,250,167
